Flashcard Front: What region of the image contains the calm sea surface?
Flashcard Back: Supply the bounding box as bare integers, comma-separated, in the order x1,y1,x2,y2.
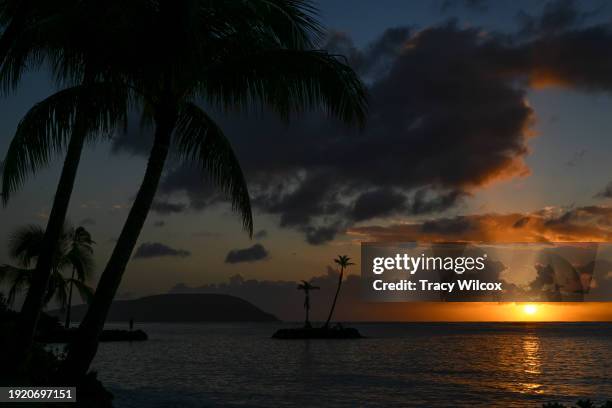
91,322,612,407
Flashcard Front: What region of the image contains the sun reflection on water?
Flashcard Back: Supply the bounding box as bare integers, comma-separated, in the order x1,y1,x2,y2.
519,334,544,394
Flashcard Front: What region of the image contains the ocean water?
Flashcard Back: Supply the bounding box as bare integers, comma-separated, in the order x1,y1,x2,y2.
91,322,612,408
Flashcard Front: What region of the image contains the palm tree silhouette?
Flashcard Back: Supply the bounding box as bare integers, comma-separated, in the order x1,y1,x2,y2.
324,255,355,328
0,0,30,66
0,225,94,318
63,227,95,328
60,0,367,380
297,280,320,328
1,0,130,362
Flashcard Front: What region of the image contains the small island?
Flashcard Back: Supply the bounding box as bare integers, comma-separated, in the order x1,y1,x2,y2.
273,255,363,339
44,293,279,343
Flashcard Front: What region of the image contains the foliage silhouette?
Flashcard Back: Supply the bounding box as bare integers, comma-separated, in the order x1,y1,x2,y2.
297,280,319,328
0,0,130,366
0,224,94,314
324,255,355,328
57,0,367,381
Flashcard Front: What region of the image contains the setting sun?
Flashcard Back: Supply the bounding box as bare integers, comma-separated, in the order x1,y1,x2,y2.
523,304,538,316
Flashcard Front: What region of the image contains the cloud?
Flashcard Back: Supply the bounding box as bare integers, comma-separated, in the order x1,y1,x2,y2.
304,224,342,246
595,181,612,199
133,242,191,259
168,268,352,321
168,259,612,320
350,188,407,222
153,220,165,227
349,205,612,243
254,229,268,239
516,0,596,36
79,218,96,226
151,200,187,215
111,16,612,245
225,244,269,264
566,149,586,167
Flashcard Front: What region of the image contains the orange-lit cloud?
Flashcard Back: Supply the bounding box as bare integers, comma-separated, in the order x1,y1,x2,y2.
348,205,612,243
528,69,573,89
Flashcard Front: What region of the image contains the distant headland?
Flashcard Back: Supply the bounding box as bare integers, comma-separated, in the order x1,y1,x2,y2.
50,294,279,323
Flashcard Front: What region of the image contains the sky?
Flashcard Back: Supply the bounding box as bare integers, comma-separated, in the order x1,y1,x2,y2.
2,0,612,321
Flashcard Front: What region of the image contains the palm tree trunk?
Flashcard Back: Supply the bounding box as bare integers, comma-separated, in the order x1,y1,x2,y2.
12,74,94,368
12,122,87,368
305,294,310,328
324,266,344,328
65,267,75,329
60,108,176,381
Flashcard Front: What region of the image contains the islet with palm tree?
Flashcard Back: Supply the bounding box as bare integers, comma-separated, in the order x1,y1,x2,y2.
273,255,362,339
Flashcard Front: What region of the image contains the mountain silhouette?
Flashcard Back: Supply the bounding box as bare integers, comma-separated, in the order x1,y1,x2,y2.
50,294,278,322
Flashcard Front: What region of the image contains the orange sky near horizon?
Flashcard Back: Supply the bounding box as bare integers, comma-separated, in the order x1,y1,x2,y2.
337,302,612,322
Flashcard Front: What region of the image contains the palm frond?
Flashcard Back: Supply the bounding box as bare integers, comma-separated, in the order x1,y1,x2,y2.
7,224,44,267
174,102,253,236
247,0,323,48
46,270,67,308
64,248,94,282
1,82,129,204
334,255,354,267
201,49,367,126
68,278,94,304
0,264,32,285
4,266,33,305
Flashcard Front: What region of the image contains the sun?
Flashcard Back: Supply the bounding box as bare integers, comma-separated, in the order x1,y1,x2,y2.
523,304,538,316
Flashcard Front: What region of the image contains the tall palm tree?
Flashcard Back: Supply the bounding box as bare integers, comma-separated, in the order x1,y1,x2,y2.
324,255,355,328
297,280,319,328
63,227,95,328
0,0,131,365
0,224,95,314
61,0,367,380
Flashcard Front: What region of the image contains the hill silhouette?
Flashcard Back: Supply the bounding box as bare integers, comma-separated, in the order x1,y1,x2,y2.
50,294,278,322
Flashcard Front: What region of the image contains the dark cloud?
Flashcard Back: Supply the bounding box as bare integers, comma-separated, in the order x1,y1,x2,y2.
595,181,612,199
566,149,586,167
168,257,612,320
351,188,406,222
304,224,342,245
79,218,96,226
254,229,268,239
350,205,612,243
151,200,187,215
516,0,595,36
111,16,612,245
133,242,191,259
410,189,465,215
225,243,269,264
153,220,165,227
